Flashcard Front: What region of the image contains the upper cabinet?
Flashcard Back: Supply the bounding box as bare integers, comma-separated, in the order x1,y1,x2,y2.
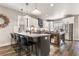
63,17,74,24
17,15,38,28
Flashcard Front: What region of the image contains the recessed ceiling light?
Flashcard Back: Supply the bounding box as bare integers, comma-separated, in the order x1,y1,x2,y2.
50,4,54,7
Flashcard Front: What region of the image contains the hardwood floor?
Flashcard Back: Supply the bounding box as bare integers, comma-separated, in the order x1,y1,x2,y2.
49,41,79,56
0,45,31,56
0,41,79,56
0,45,16,56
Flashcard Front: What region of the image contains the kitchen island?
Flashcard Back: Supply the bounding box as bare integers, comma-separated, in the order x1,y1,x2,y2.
14,32,51,56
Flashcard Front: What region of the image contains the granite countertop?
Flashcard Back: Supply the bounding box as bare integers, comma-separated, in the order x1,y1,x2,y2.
15,32,51,38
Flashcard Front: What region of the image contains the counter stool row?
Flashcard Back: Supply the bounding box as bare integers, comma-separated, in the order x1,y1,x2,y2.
10,33,37,56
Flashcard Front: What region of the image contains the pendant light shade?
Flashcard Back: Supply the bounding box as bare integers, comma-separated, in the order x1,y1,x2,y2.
31,4,41,15
32,8,41,15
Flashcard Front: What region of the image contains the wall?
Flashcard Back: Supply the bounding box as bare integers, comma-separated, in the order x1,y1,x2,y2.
0,6,22,47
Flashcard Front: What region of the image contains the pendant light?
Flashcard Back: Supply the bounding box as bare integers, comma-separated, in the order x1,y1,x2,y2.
25,3,29,27
32,4,41,15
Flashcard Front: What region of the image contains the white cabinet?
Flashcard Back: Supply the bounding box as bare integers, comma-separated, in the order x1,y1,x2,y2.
14,15,38,32
63,17,74,24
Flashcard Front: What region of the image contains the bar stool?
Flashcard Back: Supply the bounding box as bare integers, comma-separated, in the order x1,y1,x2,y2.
10,33,20,55
10,33,17,47
17,34,37,56
11,33,14,46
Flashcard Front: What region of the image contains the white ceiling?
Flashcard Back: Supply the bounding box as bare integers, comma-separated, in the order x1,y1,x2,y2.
0,3,79,20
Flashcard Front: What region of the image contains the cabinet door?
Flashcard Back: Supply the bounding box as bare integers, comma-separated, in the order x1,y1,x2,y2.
69,24,73,40
39,36,50,56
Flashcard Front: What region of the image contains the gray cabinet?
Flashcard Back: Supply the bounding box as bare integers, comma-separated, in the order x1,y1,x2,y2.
37,36,50,56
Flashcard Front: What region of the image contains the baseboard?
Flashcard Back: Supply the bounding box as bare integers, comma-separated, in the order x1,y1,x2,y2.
73,40,79,42
65,40,79,41
65,40,73,41
0,42,15,47
0,43,11,47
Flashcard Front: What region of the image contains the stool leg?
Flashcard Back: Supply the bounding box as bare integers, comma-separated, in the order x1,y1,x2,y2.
17,48,21,56
35,45,38,56
26,46,31,56
31,45,33,53
11,38,12,46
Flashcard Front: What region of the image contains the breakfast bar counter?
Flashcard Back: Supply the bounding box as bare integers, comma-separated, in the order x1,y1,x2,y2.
15,32,50,38
15,32,51,56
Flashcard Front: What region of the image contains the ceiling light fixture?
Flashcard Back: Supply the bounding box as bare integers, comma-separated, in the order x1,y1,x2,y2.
50,3,54,7
25,3,29,14
32,4,41,15
32,8,41,15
